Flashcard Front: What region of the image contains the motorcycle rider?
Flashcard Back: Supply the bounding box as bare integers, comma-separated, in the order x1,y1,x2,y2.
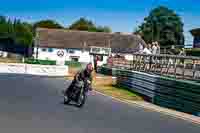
65,63,93,96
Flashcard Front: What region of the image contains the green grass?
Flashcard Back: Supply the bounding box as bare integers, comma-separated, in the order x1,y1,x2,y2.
24,58,56,65
94,84,143,101
112,84,140,97
65,61,82,68
24,58,83,67
93,76,143,101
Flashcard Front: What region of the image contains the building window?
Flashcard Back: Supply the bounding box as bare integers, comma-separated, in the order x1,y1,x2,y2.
69,49,75,54
82,49,85,53
48,48,54,52
71,57,79,62
41,48,47,52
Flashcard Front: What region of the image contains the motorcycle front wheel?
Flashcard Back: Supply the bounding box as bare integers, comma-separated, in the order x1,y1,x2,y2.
76,92,86,108
64,95,71,104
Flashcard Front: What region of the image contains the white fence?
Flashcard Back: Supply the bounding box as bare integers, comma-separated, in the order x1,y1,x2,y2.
0,63,68,76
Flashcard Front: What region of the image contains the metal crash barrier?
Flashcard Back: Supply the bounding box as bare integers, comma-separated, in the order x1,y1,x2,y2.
98,66,200,116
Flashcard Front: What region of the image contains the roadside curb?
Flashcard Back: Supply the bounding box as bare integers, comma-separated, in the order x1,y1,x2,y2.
94,90,200,125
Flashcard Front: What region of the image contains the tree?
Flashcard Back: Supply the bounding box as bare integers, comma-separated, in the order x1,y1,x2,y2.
136,6,184,48
0,16,33,48
69,17,111,33
96,26,112,33
13,20,33,46
33,19,63,29
0,16,13,37
23,22,33,32
69,17,96,31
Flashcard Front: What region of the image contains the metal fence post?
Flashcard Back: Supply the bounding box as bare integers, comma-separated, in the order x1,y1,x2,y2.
192,59,197,79
174,57,177,78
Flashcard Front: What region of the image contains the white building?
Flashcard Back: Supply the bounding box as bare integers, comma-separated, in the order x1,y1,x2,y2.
33,48,91,65
34,28,146,66
33,46,111,67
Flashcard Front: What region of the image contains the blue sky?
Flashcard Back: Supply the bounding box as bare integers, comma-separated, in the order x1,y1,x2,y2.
0,0,200,45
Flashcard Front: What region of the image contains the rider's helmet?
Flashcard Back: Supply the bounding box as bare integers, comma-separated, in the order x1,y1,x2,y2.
86,63,93,74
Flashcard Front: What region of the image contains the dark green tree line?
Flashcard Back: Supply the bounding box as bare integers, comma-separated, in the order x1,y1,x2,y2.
0,16,113,47
69,17,111,33
0,16,33,46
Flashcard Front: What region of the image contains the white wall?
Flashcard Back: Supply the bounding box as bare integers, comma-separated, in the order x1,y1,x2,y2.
0,63,68,76
33,47,110,67
34,48,67,61
33,47,91,64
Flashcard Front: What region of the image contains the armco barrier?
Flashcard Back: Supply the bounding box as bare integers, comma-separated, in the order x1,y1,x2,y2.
97,66,117,76
99,66,200,116
0,63,68,76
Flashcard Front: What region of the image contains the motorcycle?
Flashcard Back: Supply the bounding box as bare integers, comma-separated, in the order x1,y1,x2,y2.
63,79,91,108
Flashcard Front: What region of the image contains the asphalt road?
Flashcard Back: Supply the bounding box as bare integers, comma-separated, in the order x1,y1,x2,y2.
0,74,199,133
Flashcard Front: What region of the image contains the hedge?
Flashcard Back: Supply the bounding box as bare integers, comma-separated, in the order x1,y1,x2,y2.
24,59,83,67
185,48,200,57
24,58,56,65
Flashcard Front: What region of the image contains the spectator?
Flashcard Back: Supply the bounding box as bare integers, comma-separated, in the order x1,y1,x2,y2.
148,43,152,53
94,55,99,72
152,42,157,55
179,48,186,56
107,56,113,67
155,42,161,66
179,48,186,64
151,42,156,64
143,45,152,54
138,43,144,54
142,45,152,70
155,42,160,55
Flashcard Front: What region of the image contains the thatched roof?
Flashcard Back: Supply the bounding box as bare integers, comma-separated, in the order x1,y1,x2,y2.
35,28,146,53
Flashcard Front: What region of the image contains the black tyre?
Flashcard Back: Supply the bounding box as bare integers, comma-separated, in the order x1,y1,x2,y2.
76,93,86,108
64,96,70,104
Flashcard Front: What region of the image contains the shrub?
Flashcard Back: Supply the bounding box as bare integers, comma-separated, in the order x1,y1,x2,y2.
185,48,200,57
24,58,56,65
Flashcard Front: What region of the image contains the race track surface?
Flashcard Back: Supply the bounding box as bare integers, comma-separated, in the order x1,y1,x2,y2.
0,74,199,133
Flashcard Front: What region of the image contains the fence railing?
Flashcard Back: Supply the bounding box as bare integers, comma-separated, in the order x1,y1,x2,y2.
109,54,200,80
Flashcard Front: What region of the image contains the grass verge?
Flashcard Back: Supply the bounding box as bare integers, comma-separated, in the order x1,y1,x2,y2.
93,75,143,101
0,57,22,63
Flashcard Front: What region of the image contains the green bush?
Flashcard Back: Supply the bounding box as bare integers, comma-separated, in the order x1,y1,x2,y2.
24,58,56,65
172,48,181,55
65,61,82,68
185,48,200,57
